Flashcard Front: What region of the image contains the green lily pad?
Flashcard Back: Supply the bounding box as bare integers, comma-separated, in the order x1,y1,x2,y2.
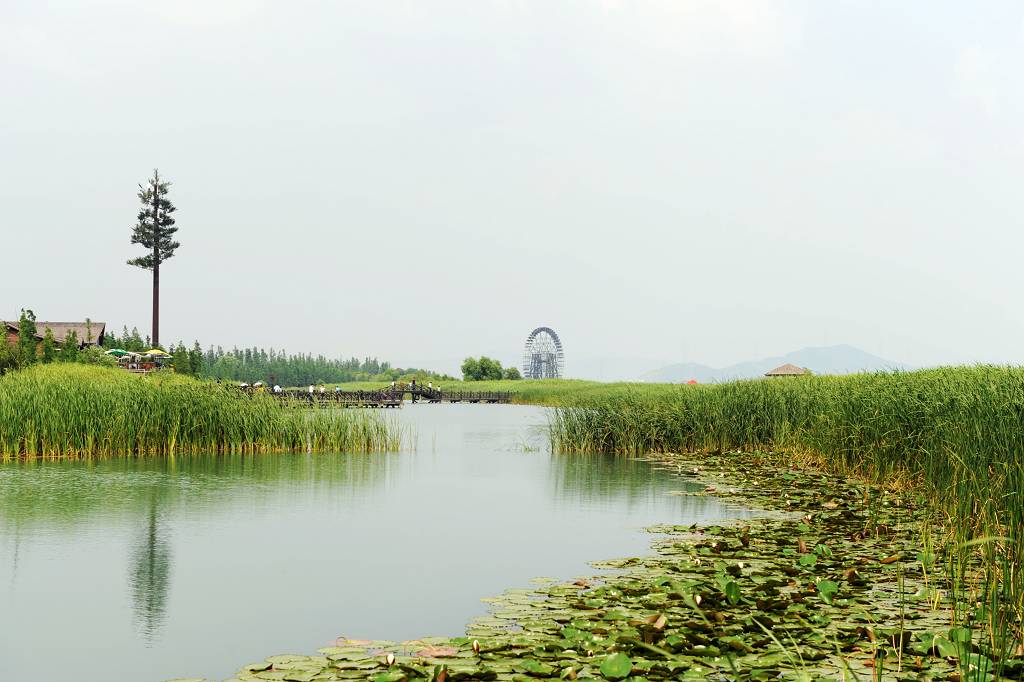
816,580,839,604
599,653,632,680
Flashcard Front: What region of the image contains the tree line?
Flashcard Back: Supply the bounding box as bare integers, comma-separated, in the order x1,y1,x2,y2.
100,326,451,386
461,356,521,381
2,310,451,387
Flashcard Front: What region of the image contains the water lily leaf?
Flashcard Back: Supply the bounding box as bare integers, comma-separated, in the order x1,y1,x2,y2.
416,647,458,658
516,659,554,676
371,673,408,682
724,581,741,606
933,635,960,659
948,627,972,644
244,663,273,672
817,580,839,604
599,653,632,680
283,672,317,682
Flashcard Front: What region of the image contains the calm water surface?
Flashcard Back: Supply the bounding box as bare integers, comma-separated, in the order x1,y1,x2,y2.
0,405,749,682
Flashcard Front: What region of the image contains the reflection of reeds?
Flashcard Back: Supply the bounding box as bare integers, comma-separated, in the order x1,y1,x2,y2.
549,367,1024,663
0,365,403,459
0,450,398,531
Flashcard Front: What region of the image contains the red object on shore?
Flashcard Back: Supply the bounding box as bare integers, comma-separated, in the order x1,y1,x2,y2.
687,379,698,385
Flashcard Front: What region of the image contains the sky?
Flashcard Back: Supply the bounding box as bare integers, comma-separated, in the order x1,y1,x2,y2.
2,1,1023,379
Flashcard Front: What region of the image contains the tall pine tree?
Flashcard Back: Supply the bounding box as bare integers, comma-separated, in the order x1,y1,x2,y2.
128,170,179,347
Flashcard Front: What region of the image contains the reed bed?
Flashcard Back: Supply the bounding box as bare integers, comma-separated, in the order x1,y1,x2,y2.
0,364,403,459
552,365,1024,655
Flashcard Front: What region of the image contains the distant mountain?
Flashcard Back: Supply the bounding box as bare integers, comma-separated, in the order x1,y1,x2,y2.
639,345,907,383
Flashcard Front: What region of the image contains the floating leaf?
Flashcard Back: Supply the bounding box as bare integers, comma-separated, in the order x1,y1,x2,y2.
725,581,741,606
516,659,554,676
816,580,839,604
371,673,408,682
599,653,632,680
415,647,458,658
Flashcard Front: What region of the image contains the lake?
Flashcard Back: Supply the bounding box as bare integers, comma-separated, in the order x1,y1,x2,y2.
0,404,749,682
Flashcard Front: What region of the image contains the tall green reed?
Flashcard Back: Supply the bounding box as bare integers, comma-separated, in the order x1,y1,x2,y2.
0,364,402,458
551,366,1024,648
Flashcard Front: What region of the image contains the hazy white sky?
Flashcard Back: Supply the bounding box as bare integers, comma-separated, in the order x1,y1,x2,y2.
2,1,1022,378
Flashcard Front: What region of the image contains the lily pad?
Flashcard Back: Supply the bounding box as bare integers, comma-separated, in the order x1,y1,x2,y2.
599,653,632,680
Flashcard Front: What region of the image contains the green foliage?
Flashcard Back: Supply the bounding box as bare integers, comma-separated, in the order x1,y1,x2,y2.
16,309,38,367
0,338,17,375
59,331,80,363
502,366,522,380
41,328,56,364
189,341,203,375
77,346,118,367
172,342,193,375
462,356,504,381
0,364,402,458
201,345,445,387
83,318,96,346
127,169,179,270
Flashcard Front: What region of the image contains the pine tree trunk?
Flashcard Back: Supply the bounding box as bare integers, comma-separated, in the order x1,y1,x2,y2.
153,262,159,347
152,172,160,347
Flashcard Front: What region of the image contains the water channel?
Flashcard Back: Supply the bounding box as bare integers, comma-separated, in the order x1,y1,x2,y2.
0,404,750,682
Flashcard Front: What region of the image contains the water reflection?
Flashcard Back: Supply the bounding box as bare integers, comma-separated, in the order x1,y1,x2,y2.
129,495,172,641
0,405,750,682
0,452,396,531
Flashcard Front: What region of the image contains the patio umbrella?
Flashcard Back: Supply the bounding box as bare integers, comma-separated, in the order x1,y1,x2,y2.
105,349,130,356
143,348,172,358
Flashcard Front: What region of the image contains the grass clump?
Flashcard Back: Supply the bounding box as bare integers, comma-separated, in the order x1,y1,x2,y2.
0,364,402,459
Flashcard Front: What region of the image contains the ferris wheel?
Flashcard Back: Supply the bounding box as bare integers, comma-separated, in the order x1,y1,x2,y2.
522,327,565,379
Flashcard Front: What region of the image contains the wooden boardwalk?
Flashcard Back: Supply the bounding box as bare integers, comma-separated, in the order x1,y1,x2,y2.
262,385,513,408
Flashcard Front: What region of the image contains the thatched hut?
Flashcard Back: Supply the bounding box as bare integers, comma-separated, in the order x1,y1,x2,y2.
764,363,810,377
3,320,106,349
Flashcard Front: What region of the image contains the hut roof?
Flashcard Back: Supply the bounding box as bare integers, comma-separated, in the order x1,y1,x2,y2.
764,363,809,377
4,321,106,345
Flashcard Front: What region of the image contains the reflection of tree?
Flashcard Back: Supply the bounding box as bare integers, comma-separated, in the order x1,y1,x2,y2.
129,494,172,642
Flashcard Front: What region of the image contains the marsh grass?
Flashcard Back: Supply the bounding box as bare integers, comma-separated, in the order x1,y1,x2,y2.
550,366,1024,659
0,364,402,459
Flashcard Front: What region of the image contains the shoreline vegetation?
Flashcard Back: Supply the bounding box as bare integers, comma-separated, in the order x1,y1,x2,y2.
548,366,1024,677
6,363,1024,677
0,365,402,459
201,366,1024,681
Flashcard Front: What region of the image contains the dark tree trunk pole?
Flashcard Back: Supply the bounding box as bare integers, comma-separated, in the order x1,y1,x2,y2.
152,170,160,347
